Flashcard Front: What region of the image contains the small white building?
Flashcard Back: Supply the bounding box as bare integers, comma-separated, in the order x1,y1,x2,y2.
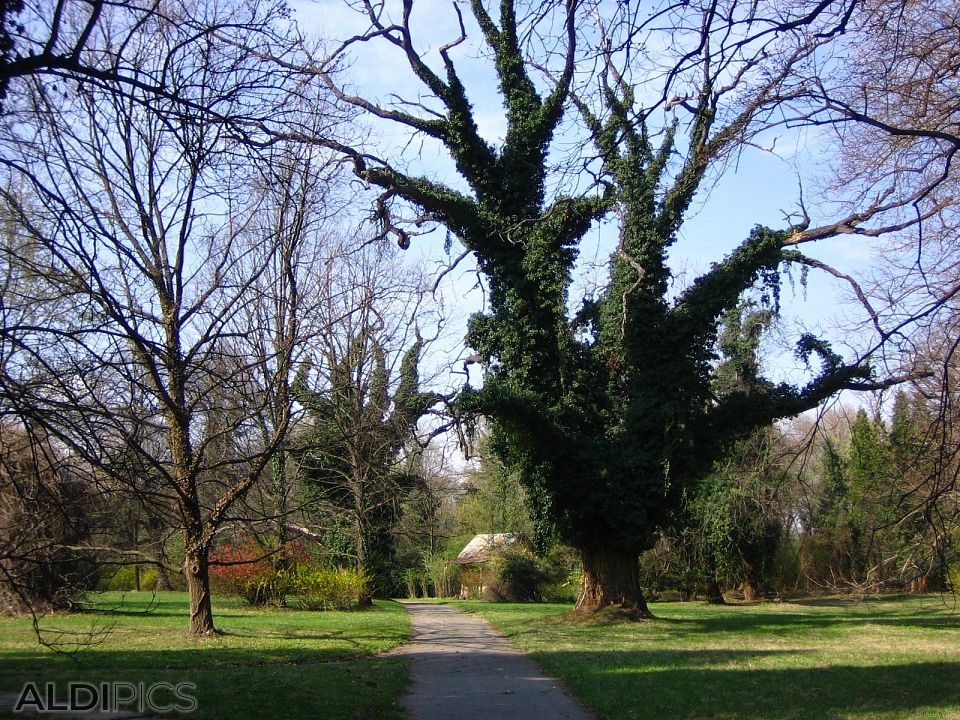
454,533,516,599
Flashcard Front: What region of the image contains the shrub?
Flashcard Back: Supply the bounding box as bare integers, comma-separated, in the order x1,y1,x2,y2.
209,539,292,606
639,536,694,599
948,562,960,594
490,547,549,602
541,568,580,603
423,554,460,598
771,538,804,600
98,565,159,592
404,568,428,598
290,565,369,610
539,545,581,603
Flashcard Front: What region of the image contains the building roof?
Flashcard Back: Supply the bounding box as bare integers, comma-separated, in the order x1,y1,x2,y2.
454,533,517,565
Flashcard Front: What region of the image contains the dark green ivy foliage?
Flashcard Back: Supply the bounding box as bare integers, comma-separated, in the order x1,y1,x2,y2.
670,304,784,597
0,0,23,103
292,333,437,597
351,0,873,560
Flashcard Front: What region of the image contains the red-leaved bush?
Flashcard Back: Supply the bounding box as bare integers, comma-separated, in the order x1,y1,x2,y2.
210,537,308,606
210,537,369,609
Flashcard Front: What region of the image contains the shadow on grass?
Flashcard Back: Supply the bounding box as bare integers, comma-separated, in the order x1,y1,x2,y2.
0,642,382,677
529,649,960,720
0,654,410,720
80,608,250,620
648,605,960,635
218,627,396,646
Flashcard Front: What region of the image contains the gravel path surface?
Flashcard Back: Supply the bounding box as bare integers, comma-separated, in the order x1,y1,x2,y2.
391,601,595,720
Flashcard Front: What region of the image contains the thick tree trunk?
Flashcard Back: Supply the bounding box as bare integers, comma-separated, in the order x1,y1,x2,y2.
705,579,726,604
576,547,652,617
184,546,216,636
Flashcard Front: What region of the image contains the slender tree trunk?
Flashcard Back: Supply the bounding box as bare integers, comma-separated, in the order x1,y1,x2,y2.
272,452,289,563
184,544,216,635
704,557,726,604
355,518,373,607
576,547,653,617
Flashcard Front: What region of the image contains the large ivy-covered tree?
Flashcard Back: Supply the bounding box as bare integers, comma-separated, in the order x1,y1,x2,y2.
316,0,933,613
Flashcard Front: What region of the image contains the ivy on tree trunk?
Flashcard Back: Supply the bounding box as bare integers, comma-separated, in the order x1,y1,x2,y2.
322,0,883,615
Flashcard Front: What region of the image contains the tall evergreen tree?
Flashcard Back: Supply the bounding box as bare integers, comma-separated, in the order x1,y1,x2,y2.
295,330,441,600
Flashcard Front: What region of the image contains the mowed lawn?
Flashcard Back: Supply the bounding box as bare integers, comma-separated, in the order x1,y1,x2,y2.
4,592,960,720
454,595,960,720
0,592,410,719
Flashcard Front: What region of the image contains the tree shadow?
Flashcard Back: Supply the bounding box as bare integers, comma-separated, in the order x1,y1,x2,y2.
81,607,249,620
0,642,379,676
0,649,409,719
648,603,960,635
529,649,960,719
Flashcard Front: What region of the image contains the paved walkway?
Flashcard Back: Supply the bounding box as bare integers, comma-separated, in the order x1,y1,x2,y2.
391,601,595,720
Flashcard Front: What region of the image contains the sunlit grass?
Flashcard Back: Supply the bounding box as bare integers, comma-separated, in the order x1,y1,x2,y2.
0,592,410,719
454,595,960,720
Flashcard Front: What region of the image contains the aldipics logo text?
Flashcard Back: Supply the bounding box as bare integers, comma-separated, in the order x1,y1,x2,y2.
12,681,198,714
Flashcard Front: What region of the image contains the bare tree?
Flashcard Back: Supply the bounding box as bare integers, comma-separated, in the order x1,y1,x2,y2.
782,0,959,347
0,422,96,615
216,129,349,569
0,0,308,137
0,0,328,635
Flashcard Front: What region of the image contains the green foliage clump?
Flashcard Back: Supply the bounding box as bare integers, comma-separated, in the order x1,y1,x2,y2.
538,545,582,603
290,566,370,611
403,556,461,599
403,567,428,598
490,547,550,602
97,565,159,592
230,567,290,607
483,544,579,603
948,563,960,593
423,554,460,598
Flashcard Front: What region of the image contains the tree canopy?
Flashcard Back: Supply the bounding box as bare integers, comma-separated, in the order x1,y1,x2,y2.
311,0,934,612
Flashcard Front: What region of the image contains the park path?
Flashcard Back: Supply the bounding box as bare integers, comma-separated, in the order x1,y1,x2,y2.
390,601,595,720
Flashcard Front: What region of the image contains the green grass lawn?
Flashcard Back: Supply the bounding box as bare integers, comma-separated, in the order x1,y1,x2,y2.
453,595,960,720
0,592,410,719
